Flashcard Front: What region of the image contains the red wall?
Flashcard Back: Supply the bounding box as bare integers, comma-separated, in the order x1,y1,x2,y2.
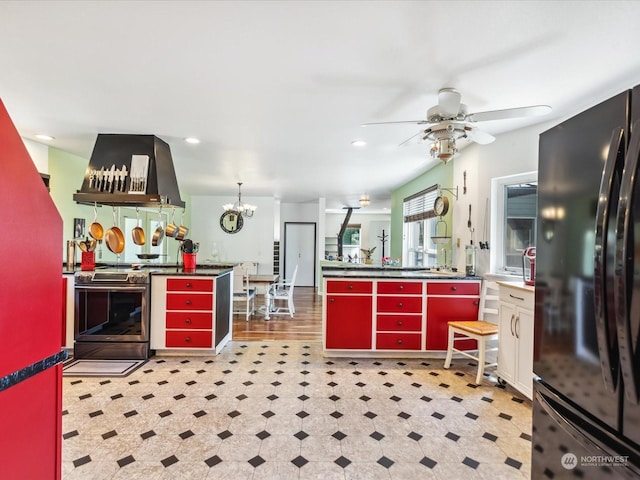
0,98,64,479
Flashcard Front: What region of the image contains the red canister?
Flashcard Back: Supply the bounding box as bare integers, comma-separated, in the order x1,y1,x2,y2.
522,247,536,286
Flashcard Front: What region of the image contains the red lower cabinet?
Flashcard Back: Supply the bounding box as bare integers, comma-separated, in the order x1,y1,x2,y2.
325,294,373,349
426,296,479,350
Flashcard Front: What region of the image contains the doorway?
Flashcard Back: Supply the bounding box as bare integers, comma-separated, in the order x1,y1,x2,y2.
284,222,316,287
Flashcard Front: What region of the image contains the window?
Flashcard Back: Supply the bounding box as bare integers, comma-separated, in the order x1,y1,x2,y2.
402,185,446,268
121,209,168,263
342,224,361,262
490,171,537,275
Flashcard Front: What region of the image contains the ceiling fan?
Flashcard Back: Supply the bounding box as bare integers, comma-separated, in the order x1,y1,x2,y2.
362,88,551,162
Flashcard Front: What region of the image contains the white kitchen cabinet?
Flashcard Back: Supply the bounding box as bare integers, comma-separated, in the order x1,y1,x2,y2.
496,281,535,399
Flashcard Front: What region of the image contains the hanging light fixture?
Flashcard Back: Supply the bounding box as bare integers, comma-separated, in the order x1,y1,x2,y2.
222,182,256,218
359,194,370,207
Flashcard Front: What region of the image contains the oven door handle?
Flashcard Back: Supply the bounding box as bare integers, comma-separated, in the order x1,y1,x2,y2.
75,284,148,291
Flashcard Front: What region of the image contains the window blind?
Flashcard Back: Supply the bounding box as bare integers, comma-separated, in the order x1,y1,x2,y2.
403,185,439,223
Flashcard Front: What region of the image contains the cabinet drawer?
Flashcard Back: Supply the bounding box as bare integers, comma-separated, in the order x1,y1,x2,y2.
377,296,422,313
427,282,480,295
167,278,213,292
376,315,422,332
166,293,213,311
499,286,534,308
166,330,212,348
376,332,422,350
377,281,422,295
166,311,212,330
326,280,373,294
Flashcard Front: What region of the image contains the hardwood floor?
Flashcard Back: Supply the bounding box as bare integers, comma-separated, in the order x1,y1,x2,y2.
232,286,322,341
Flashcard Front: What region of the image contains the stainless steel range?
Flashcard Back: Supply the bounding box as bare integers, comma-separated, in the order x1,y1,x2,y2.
74,269,152,359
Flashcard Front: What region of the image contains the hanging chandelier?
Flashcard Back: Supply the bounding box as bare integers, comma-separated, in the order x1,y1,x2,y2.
222,182,256,218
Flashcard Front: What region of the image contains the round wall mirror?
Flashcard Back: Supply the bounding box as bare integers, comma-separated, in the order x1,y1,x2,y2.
220,210,243,233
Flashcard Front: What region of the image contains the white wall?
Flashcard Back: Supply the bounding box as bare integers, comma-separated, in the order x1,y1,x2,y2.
190,195,276,273
23,138,48,173
451,119,557,273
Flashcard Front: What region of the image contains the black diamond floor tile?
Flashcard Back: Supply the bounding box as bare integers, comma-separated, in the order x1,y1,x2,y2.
291,455,308,468
462,456,480,469
117,455,135,468
161,455,179,467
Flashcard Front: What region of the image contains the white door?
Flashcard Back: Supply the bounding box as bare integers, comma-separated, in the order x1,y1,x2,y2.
284,222,316,287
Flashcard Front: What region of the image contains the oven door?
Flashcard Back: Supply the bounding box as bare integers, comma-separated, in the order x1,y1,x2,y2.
74,284,150,359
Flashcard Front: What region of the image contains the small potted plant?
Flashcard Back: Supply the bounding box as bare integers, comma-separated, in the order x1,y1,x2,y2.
360,246,376,264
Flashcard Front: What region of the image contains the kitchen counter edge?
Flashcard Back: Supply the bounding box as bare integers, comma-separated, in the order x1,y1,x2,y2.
322,268,481,280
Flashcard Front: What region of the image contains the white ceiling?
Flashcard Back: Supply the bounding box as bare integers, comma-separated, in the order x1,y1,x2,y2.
2,1,640,210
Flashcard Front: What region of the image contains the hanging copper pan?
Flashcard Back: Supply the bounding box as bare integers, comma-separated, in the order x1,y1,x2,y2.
105,207,125,254
165,208,179,238
89,203,104,240
152,209,164,247
132,207,145,246
175,209,189,241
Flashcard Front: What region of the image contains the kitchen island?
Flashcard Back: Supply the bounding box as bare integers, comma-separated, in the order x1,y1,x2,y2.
323,267,482,357
150,267,233,355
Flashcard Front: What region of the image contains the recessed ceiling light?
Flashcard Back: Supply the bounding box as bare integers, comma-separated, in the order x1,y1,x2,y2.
35,134,54,141
351,139,367,147
185,137,200,144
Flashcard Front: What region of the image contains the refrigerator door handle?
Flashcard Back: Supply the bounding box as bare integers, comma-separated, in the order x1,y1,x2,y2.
615,119,640,404
535,385,640,466
594,126,625,392
536,388,605,453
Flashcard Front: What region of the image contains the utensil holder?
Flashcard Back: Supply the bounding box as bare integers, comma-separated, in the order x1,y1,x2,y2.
182,253,197,271
81,251,95,271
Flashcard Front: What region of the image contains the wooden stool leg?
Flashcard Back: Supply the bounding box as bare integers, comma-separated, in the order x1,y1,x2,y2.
444,327,454,369
475,337,486,384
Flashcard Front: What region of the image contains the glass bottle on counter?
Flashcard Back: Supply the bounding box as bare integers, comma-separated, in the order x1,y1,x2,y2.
465,244,477,276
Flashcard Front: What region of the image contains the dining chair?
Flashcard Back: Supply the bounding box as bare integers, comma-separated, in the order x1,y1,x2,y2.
265,264,298,320
232,263,257,321
443,280,499,384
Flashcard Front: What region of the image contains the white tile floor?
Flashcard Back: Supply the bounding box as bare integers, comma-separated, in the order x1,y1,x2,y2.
62,341,532,479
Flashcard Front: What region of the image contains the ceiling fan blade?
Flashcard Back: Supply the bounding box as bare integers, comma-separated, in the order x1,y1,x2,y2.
465,126,495,145
438,88,461,117
398,131,423,147
361,120,429,127
466,105,551,122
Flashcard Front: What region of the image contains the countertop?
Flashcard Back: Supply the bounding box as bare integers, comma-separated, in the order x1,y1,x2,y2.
322,267,481,280
496,280,535,293
63,263,233,276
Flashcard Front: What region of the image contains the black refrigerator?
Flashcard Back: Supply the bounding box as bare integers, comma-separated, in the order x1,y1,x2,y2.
532,86,640,479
